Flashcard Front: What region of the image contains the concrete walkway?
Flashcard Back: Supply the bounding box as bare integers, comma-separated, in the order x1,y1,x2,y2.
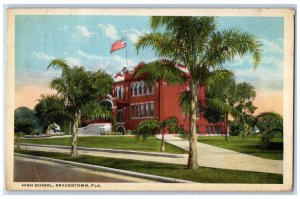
156,134,283,174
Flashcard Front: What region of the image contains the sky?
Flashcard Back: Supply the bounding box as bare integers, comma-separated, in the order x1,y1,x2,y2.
15,15,284,115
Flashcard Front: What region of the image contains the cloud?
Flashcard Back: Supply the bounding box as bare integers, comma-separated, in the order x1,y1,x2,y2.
98,24,119,40
122,28,150,43
231,55,283,92
261,38,283,54
77,50,102,60
75,25,94,38
74,49,153,73
65,57,82,66
33,51,55,61
64,25,68,32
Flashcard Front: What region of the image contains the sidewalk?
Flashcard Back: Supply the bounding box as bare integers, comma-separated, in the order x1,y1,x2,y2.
155,134,283,174
19,135,282,174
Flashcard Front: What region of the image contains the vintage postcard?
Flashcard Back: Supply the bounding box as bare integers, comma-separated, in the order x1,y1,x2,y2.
5,8,295,191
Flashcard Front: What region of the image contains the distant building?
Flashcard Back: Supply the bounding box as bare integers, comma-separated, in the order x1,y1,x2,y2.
106,62,226,135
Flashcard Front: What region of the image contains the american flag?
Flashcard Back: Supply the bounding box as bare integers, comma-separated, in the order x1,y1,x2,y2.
110,38,127,53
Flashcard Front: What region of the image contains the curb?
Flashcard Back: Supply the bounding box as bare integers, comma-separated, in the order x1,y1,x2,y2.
20,143,185,158
15,153,193,183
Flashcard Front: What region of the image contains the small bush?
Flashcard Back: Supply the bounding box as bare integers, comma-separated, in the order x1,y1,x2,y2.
228,121,243,136
110,132,122,135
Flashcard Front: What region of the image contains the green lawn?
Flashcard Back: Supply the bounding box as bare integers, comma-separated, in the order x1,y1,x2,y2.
17,150,283,184
20,136,186,154
197,135,283,160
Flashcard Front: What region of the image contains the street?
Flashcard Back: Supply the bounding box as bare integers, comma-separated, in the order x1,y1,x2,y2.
14,155,156,183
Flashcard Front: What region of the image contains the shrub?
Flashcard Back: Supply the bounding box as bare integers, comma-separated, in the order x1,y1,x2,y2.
228,120,243,136
255,112,283,147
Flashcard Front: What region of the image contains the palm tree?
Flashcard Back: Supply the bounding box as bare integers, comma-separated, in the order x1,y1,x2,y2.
135,117,179,152
135,16,262,169
48,59,113,157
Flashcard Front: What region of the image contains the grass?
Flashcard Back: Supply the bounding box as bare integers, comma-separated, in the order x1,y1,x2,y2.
20,136,186,154
197,135,283,160
17,150,283,184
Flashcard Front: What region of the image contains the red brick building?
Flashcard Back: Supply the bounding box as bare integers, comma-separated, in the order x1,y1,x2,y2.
102,62,226,135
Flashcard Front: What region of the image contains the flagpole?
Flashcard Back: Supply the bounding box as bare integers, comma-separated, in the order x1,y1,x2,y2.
125,32,128,67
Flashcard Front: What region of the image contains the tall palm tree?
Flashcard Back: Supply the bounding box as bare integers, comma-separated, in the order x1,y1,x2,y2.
48,59,113,157
135,16,262,169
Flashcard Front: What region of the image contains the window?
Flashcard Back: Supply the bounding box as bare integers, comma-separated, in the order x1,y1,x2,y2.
131,105,134,118
140,104,144,117
210,126,214,134
216,126,222,134
150,103,154,116
136,83,140,95
206,126,209,134
196,126,200,134
135,105,139,117
145,103,149,116
115,87,119,98
131,83,135,96
151,84,155,93
146,83,149,94
140,82,144,95
119,87,123,99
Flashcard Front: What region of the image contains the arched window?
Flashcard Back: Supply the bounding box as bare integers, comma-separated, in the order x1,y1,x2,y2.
120,87,124,98
145,103,149,116
145,83,149,94
136,82,140,95
140,81,145,95
115,87,120,98
119,87,123,99
151,83,155,93
131,83,135,96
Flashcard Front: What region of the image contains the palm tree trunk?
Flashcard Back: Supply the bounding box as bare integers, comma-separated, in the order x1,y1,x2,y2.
16,137,21,151
160,129,165,152
187,81,199,170
71,111,81,157
225,113,228,141
68,122,72,135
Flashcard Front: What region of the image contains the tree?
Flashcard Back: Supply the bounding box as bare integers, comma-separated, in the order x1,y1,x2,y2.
34,94,70,134
14,107,41,135
134,117,179,152
48,59,113,157
135,16,262,169
204,74,257,141
254,112,283,147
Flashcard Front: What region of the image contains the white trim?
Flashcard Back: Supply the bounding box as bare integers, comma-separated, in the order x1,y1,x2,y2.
100,99,113,109
131,116,154,120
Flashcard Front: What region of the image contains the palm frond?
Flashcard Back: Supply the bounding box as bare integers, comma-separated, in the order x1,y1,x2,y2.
205,28,263,69
134,60,187,85
206,69,234,89
206,98,244,121
178,91,190,117
47,58,70,72
135,32,186,63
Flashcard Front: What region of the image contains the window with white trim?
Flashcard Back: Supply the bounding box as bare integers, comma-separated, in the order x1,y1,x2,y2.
140,104,144,117
150,103,154,116
145,103,149,116
131,83,135,96
136,83,140,95
140,81,144,95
